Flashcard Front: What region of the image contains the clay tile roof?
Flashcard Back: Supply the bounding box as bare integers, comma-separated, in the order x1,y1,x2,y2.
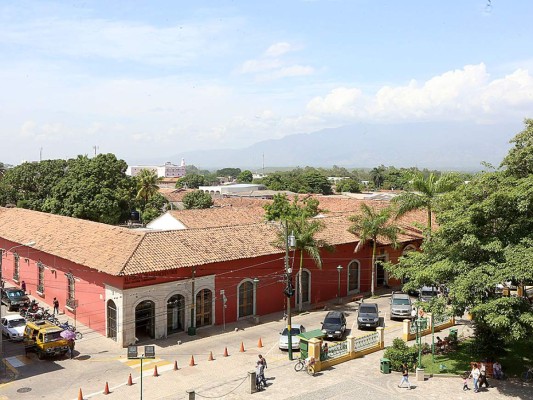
122,223,281,275
158,188,191,202
168,206,266,229
0,207,144,276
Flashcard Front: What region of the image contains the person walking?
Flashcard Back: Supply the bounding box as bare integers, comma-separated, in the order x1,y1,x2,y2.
398,362,411,389
470,363,481,393
53,298,60,315
479,362,490,388
68,339,75,359
21,280,26,293
255,360,266,389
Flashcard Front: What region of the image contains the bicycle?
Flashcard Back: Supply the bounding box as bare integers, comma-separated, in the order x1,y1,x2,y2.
521,366,533,383
294,357,316,376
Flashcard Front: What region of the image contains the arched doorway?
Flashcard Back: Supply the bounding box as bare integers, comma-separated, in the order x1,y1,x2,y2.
296,270,311,307
238,281,254,318
107,300,117,341
135,300,155,340
375,255,387,286
195,289,213,327
167,294,185,335
347,260,360,293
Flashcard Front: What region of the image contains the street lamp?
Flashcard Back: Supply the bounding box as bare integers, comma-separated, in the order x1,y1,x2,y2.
0,241,36,366
337,265,343,304
283,223,296,361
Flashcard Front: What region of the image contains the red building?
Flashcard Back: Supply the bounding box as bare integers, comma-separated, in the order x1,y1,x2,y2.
0,200,424,347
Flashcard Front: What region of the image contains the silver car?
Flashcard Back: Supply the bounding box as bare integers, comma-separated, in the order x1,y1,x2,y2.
389,292,413,320
1,315,26,341
278,324,305,350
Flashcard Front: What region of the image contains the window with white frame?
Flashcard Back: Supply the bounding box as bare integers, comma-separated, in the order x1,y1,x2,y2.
37,261,45,294
66,273,76,308
13,253,20,282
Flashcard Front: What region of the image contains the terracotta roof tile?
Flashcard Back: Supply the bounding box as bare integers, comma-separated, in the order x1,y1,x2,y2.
168,206,265,229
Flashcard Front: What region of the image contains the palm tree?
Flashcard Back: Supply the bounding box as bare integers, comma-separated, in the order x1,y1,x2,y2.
136,169,161,213
348,204,400,297
392,173,459,239
290,215,334,311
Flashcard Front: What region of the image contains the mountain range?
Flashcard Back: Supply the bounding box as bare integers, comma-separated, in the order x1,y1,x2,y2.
138,121,522,172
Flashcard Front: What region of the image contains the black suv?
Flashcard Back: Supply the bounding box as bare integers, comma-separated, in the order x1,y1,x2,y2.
321,311,347,339
357,303,380,330
1,288,30,311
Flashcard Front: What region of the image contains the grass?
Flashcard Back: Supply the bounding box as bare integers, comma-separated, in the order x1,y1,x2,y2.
420,338,533,378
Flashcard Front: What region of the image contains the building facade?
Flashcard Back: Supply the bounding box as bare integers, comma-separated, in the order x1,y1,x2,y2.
126,160,186,178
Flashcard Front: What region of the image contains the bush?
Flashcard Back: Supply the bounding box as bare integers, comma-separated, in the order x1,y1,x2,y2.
384,338,418,371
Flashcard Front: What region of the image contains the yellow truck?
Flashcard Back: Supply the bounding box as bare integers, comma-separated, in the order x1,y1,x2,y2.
23,320,69,359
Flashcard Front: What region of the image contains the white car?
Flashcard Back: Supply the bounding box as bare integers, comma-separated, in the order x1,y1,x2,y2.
1,315,26,341
278,324,305,350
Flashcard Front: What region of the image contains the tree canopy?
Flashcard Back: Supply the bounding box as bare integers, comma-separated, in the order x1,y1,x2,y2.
182,190,214,209
387,120,533,354
176,174,206,189
237,170,253,183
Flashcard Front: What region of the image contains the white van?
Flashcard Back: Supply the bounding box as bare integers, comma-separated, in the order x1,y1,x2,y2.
419,286,438,302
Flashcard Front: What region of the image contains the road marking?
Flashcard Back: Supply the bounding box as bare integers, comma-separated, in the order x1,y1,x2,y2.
5,355,27,368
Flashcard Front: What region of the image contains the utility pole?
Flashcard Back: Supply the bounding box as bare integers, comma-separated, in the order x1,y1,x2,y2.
284,222,295,360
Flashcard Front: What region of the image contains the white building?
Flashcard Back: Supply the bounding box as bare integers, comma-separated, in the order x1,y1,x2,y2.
126,159,186,178
198,183,265,196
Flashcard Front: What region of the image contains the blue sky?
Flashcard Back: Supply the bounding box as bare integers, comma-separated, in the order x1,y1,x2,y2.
1,0,532,165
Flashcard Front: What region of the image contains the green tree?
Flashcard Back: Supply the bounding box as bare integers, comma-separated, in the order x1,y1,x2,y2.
176,174,205,189
349,204,400,296
182,190,214,209
370,165,386,189
392,172,461,239
41,154,132,224
237,170,253,183
135,169,161,213
387,121,533,355
216,167,241,179
291,215,334,311
263,194,319,221
335,178,361,193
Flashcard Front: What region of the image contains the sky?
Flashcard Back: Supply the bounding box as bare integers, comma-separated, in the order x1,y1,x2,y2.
1,0,533,166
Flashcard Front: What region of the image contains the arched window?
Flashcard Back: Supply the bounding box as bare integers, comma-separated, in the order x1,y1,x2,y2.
167,294,185,334
196,289,212,327
347,260,360,293
37,261,45,294
402,244,417,255
107,300,117,341
66,273,76,308
238,281,254,318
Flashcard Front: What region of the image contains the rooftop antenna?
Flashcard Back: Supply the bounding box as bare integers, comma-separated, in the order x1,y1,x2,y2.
93,145,99,156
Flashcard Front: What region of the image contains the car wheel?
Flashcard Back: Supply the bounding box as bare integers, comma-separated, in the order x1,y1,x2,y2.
37,351,45,360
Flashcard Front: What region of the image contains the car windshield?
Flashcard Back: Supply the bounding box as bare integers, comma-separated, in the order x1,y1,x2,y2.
324,317,341,324
44,331,62,343
7,290,24,298
392,298,410,305
360,306,376,313
421,290,436,297
8,319,25,327
281,327,301,336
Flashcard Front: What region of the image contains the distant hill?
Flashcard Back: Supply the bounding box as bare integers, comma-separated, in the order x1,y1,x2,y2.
135,121,521,171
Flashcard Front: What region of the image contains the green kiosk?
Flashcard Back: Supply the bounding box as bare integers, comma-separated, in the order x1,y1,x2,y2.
297,329,326,360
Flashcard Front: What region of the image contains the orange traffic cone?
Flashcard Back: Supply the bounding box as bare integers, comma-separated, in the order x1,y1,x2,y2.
208,351,214,361
103,382,110,395
223,347,229,357
189,355,195,366
258,337,263,348
174,360,179,370
239,342,245,352
127,373,133,386
153,365,159,377
78,388,83,400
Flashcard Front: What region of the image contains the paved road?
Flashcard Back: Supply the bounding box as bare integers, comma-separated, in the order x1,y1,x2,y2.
1,294,531,400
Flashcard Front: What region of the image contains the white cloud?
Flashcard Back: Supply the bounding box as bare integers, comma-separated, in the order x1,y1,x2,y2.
306,64,533,123
264,42,292,57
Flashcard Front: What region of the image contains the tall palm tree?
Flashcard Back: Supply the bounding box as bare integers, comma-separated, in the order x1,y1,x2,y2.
136,169,161,212
290,215,334,311
349,204,400,297
392,173,459,239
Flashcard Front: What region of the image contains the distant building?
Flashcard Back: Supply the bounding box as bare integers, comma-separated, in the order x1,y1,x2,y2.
126,159,186,179
198,183,265,196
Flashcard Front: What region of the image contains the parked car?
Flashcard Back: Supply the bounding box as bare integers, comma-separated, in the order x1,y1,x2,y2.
321,311,347,339
1,315,26,341
23,320,69,360
389,292,413,320
1,287,30,311
419,286,438,302
278,323,306,350
357,303,380,330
